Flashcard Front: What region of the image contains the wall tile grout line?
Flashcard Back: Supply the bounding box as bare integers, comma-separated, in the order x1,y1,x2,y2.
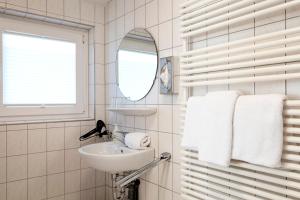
0,0,106,199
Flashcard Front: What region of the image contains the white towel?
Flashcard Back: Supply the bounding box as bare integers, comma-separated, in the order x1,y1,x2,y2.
125,132,151,150
232,94,286,168
181,96,206,150
182,91,240,167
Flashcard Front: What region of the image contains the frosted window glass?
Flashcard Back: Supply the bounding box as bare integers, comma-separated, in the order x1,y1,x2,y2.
2,32,76,105
118,50,157,101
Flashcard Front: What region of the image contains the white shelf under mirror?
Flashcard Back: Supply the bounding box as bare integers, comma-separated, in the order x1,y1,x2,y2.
107,107,157,116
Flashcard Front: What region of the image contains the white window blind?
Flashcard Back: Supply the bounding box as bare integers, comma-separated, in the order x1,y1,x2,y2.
3,32,77,105
0,16,89,122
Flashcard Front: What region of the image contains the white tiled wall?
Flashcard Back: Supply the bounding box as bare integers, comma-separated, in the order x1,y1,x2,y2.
0,1,107,200
0,121,108,200
2,0,299,199
104,0,300,200
104,0,183,199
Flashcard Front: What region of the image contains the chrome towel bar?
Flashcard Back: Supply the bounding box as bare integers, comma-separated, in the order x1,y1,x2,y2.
115,152,171,188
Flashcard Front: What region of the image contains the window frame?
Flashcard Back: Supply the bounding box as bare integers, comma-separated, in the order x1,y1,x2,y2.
0,16,90,122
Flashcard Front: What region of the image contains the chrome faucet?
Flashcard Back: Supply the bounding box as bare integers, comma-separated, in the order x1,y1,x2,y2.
110,125,129,144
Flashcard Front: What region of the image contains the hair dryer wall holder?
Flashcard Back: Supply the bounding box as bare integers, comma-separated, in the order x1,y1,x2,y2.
79,120,109,141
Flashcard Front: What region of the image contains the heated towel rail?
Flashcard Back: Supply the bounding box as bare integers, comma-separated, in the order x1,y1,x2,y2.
180,0,300,199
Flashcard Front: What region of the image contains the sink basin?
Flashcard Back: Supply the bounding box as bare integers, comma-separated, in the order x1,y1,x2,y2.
78,141,155,172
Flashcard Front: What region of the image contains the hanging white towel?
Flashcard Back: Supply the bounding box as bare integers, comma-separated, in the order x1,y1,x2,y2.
125,132,151,150
181,96,206,150
232,94,286,168
182,91,240,167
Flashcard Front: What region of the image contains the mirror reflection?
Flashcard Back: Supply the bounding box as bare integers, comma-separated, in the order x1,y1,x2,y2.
117,28,158,101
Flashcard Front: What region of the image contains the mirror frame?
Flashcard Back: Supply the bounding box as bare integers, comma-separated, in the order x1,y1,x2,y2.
116,28,159,102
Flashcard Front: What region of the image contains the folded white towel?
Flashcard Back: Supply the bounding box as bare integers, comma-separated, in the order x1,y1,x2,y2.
182,91,240,167
125,132,151,150
232,94,286,168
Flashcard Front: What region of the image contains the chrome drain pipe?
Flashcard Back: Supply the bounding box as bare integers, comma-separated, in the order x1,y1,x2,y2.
115,152,171,188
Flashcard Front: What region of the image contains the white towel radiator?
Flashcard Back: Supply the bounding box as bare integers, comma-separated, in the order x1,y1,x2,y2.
180,0,300,199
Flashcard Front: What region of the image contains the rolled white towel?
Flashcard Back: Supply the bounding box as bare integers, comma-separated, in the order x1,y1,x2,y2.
125,132,151,150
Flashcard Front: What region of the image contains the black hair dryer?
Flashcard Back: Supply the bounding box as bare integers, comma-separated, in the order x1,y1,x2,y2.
79,120,108,141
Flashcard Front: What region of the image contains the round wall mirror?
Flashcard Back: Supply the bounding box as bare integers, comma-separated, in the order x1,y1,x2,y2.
117,28,158,101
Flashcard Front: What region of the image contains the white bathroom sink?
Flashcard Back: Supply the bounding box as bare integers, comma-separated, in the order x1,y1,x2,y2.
78,141,155,172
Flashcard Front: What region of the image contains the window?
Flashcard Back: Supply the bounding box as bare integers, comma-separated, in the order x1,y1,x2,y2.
0,17,89,122
3,33,77,105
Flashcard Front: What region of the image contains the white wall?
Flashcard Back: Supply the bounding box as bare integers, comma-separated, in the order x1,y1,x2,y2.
104,0,183,199
0,1,107,200
104,0,300,200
